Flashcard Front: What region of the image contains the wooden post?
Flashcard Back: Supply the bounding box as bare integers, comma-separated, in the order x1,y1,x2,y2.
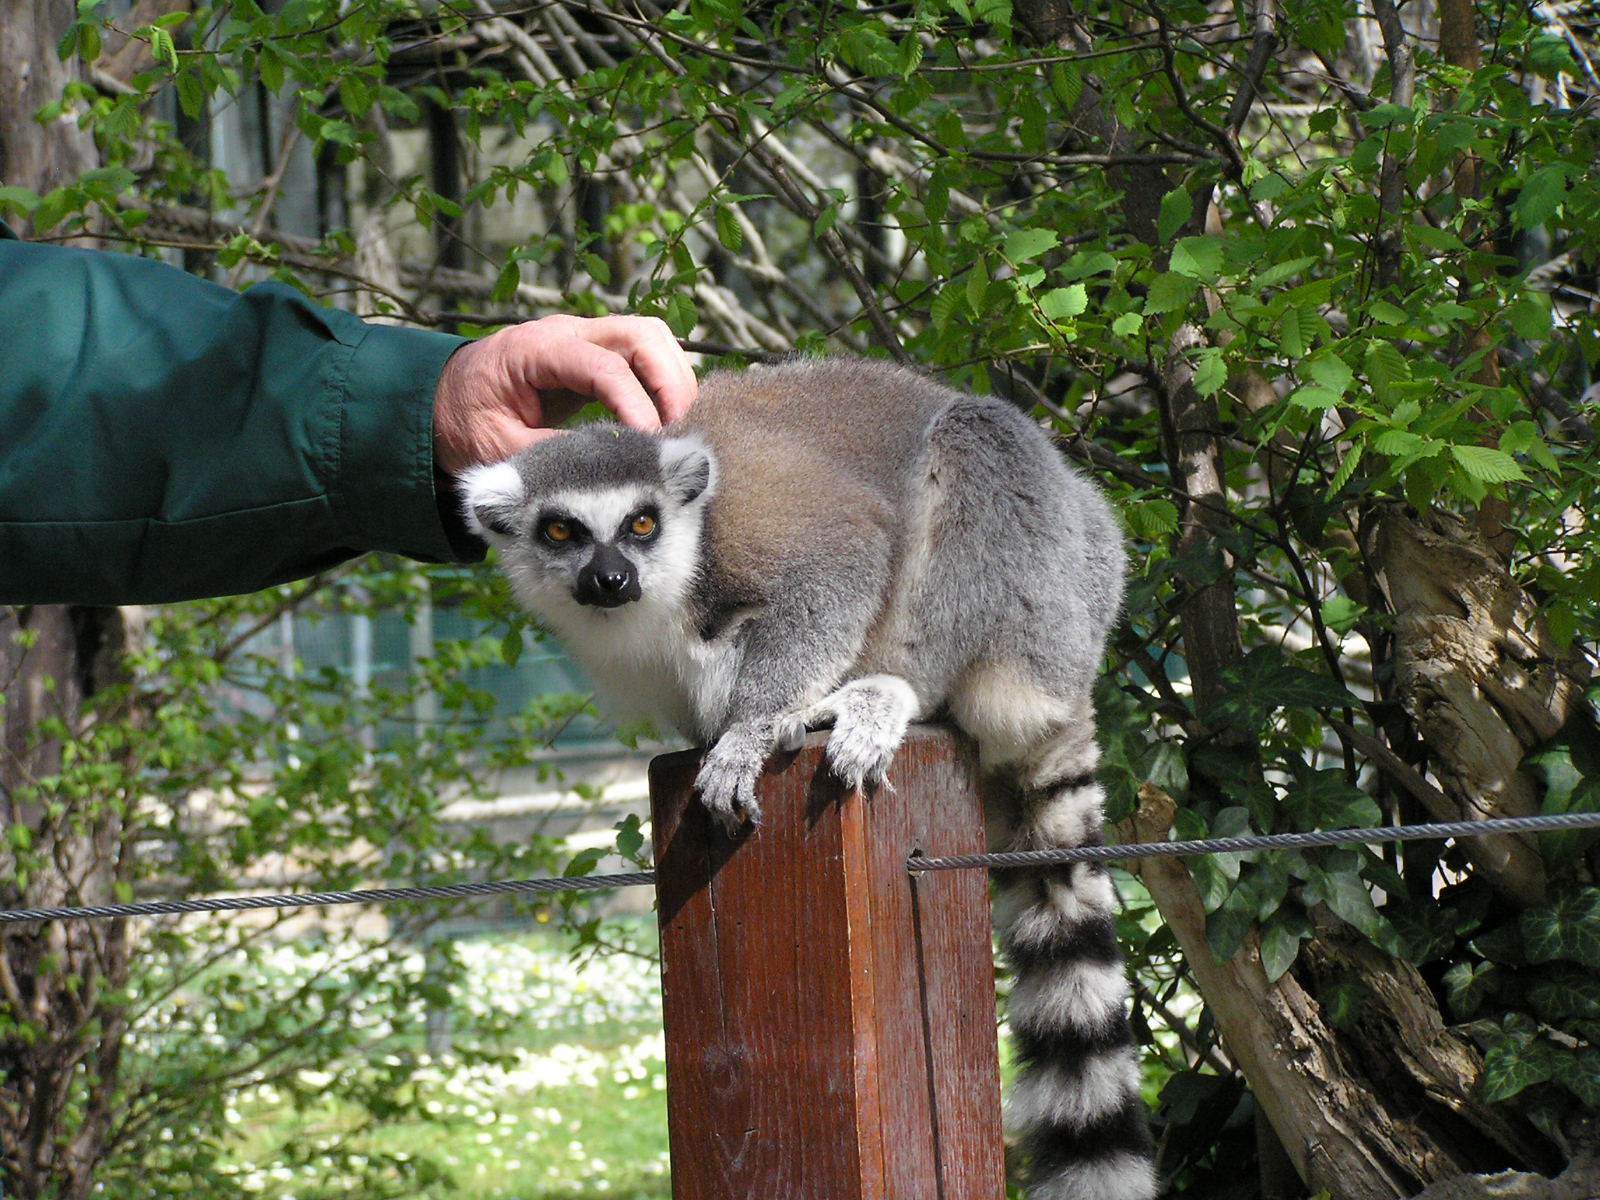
650,725,1005,1200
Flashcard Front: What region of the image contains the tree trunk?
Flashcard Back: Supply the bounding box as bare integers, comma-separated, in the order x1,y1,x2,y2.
1,6,139,1197
1367,505,1593,904
1127,786,1555,1200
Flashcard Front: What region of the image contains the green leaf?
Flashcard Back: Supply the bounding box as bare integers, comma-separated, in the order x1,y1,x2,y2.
1259,913,1303,982
1526,968,1600,1023
1191,346,1227,398
1443,960,1502,1018
1253,255,1318,290
1040,284,1087,321
0,186,41,215
1522,888,1600,965
1554,1046,1600,1107
1363,340,1410,399
1480,1037,1556,1102
663,291,698,338
1450,445,1528,484
714,204,743,252
1004,227,1059,264
1328,444,1364,496
1144,272,1198,315
175,70,206,120
1278,305,1318,358
1305,352,1353,398
1372,428,1427,458
1308,870,1386,940
1211,646,1358,734
1320,594,1366,634
930,283,963,332
149,25,178,71
1158,187,1192,243
499,628,525,667
1507,294,1552,341
1513,164,1572,231
1287,385,1341,410
1112,311,1143,338
1170,236,1224,282
1366,299,1411,326
1123,498,1178,540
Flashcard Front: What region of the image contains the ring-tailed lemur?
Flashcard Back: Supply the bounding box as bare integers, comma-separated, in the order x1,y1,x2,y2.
461,356,1155,1200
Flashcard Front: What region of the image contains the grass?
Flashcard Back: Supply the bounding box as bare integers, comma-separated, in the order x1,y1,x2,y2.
222,924,673,1199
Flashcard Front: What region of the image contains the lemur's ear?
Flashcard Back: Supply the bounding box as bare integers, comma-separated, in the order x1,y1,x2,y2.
459,460,527,539
660,435,717,505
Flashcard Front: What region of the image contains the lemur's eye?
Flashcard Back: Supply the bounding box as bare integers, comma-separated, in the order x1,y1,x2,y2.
541,519,573,544
630,513,658,538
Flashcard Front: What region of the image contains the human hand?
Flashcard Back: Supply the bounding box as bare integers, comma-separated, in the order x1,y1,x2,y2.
433,314,698,475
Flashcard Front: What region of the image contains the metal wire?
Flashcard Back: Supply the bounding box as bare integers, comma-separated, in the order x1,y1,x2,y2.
909,810,1600,872
0,871,658,925
3,810,1598,925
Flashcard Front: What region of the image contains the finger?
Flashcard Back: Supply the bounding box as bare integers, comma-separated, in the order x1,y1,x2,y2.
524,338,664,432
571,316,698,424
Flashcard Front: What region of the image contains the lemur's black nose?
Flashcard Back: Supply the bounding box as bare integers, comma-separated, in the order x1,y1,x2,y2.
576,543,642,608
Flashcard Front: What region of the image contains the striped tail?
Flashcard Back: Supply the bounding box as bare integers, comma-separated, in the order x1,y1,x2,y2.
993,764,1157,1200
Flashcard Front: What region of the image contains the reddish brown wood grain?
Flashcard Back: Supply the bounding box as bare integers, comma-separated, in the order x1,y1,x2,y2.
650,725,1004,1200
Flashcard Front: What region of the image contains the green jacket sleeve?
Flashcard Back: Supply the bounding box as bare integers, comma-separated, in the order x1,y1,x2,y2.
0,232,481,605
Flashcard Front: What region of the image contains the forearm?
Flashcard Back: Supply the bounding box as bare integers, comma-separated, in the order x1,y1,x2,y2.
0,239,477,605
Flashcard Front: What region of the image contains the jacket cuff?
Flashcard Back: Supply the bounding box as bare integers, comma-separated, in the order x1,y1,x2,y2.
338,321,475,562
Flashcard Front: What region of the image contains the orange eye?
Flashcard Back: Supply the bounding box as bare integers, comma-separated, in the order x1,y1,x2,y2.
542,519,572,543
630,513,657,537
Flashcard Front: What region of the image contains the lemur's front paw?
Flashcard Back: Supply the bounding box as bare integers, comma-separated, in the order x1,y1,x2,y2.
694,721,774,834
804,675,919,792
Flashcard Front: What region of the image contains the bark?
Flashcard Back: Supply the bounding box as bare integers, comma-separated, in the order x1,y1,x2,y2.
1,7,138,1197
1409,1153,1600,1200
0,1,98,231
1367,506,1592,906
1,611,137,1200
1127,787,1551,1200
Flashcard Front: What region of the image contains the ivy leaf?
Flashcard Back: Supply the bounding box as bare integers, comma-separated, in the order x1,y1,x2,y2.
1526,968,1600,1024
1211,647,1358,735
1259,912,1304,982
1480,1037,1556,1103
1522,887,1600,965
1553,1046,1600,1106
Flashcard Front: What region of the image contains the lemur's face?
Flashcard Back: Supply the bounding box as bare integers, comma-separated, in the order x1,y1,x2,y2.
459,427,716,619
518,485,665,609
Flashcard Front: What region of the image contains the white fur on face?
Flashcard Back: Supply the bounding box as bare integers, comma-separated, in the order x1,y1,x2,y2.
458,460,527,541
491,480,731,741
